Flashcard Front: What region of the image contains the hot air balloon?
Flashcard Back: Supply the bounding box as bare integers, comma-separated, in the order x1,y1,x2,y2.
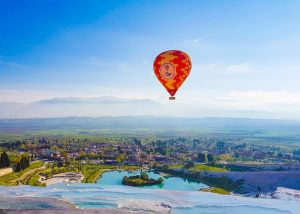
153,50,192,100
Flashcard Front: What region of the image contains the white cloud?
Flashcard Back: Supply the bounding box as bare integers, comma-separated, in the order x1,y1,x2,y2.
191,38,203,44
225,63,252,73
194,63,253,74
82,56,104,66
222,90,300,105
183,38,208,48
81,56,131,73
174,89,300,115
0,89,107,103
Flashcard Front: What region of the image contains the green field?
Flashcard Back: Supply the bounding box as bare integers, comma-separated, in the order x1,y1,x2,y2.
201,187,230,195
0,161,141,187
0,161,44,186
169,164,228,172
190,164,228,172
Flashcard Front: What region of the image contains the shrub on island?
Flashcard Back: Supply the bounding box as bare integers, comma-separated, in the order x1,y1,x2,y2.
122,172,163,186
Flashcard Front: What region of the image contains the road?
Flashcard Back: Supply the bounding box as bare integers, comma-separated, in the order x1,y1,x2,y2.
9,161,48,185
0,167,13,177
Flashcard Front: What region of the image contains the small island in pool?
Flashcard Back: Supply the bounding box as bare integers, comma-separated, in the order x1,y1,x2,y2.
122,172,164,186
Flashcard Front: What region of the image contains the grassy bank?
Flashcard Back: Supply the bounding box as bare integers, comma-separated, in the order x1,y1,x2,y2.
169,164,228,172
190,164,228,172
81,165,113,183
27,174,45,186
33,163,141,185
0,162,141,186
81,164,140,183
201,187,230,195
0,161,44,186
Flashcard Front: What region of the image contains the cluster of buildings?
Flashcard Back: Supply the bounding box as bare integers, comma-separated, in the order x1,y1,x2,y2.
3,136,300,166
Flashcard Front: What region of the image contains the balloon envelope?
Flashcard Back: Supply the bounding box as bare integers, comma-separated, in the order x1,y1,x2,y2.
153,50,192,97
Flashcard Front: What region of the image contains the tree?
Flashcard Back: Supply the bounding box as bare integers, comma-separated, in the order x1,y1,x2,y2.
0,151,10,168
184,161,195,168
50,146,59,151
158,177,164,184
116,154,126,164
117,145,124,154
219,154,234,162
207,153,214,163
14,155,30,172
57,161,64,167
133,138,142,147
156,145,167,156
198,153,205,163
216,141,225,149
204,153,208,163
140,172,149,180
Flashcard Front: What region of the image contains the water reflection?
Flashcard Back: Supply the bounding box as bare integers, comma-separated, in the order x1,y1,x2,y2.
97,170,208,191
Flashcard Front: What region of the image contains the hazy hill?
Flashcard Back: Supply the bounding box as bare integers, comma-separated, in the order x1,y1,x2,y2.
1,116,300,131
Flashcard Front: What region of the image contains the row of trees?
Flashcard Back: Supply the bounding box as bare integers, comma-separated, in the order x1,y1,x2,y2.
0,152,31,172
14,155,30,172
198,152,214,163
0,151,10,168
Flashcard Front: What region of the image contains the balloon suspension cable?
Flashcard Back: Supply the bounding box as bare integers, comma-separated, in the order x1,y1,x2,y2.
169,96,176,100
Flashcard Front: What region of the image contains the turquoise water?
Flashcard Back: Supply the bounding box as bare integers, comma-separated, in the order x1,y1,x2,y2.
0,183,298,213
0,171,299,213
173,205,292,214
97,170,208,191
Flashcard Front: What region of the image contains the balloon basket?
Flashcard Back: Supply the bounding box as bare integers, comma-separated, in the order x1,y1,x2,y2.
169,96,176,100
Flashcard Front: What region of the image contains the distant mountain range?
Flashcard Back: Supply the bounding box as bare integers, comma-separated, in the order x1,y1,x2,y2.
1,116,300,132
0,96,298,120
0,96,160,118
37,96,159,105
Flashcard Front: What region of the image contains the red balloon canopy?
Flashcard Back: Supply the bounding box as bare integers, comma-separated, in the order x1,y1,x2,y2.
153,50,192,99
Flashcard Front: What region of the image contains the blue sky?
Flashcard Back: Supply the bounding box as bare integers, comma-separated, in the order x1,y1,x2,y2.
1,0,300,118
